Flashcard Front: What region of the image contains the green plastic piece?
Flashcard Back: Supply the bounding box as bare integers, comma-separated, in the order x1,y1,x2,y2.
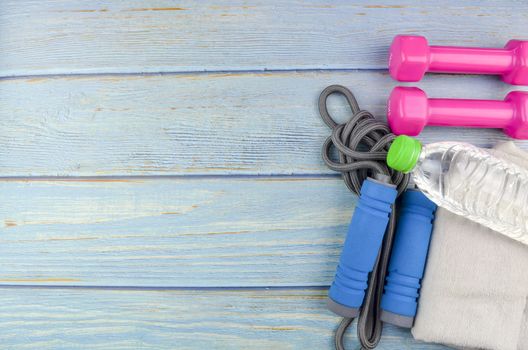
387,135,422,173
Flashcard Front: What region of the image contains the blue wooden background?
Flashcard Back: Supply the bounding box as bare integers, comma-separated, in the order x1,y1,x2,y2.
0,1,527,349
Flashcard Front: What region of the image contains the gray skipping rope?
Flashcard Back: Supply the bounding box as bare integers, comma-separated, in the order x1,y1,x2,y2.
318,85,409,349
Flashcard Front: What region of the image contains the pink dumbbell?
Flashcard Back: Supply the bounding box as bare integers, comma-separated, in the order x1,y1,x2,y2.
389,35,528,85
387,86,528,139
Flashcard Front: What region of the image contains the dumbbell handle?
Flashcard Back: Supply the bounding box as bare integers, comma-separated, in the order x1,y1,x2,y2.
427,98,513,127
428,46,514,75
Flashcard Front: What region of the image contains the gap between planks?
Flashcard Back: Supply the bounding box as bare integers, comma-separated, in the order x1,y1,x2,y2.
0,68,382,81
0,284,329,291
0,174,340,181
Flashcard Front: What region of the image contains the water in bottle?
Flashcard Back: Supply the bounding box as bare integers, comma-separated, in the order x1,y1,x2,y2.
387,135,528,245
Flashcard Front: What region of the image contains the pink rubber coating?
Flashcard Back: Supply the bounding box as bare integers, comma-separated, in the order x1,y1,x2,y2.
389,35,528,85
387,86,528,139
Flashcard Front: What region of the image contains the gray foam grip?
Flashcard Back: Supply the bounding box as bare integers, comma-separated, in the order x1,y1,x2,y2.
380,309,414,328
327,298,360,318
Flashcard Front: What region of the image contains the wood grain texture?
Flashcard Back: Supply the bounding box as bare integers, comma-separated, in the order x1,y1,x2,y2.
1,71,527,176
0,177,357,287
0,1,526,76
0,287,450,349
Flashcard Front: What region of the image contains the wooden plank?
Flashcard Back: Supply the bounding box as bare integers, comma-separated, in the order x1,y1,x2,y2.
0,177,357,287
0,287,450,349
0,0,525,76
1,71,527,177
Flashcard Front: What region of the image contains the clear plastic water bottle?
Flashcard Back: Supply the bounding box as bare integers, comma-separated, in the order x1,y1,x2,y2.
387,135,528,245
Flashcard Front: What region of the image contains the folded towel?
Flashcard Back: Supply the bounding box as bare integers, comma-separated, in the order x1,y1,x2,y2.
411,141,528,350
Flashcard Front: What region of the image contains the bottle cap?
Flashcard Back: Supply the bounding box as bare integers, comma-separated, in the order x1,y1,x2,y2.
387,135,422,173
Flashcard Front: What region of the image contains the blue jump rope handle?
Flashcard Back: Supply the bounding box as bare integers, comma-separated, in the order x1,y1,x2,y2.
327,178,398,318
380,189,436,328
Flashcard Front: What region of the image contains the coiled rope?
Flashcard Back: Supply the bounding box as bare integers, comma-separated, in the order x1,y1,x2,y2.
318,85,409,349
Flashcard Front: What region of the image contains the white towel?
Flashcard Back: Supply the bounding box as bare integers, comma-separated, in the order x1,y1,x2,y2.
411,141,528,350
